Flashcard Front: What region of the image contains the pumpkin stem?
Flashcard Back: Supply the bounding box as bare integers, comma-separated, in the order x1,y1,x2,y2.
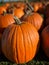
24,9,32,15
2,11,7,15
14,16,22,25
25,0,34,12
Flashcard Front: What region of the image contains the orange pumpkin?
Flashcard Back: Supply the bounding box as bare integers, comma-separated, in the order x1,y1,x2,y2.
7,7,24,19
14,2,27,10
1,17,39,64
23,13,43,31
41,25,49,57
31,2,43,12
0,13,15,32
14,8,24,18
0,6,6,15
3,3,10,10
45,17,49,25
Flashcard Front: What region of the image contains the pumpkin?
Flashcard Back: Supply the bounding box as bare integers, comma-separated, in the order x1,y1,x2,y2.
45,17,49,25
45,4,49,18
7,6,24,19
23,13,43,31
0,13,15,32
31,2,43,12
0,6,6,15
14,2,27,10
3,3,10,10
0,33,2,54
41,25,49,57
22,1,43,31
1,17,39,64
14,8,24,18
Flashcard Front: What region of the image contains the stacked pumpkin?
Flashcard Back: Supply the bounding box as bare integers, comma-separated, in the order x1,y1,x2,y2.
0,0,49,64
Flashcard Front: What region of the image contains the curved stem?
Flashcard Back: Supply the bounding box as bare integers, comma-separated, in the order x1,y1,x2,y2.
25,0,34,12
14,16,22,25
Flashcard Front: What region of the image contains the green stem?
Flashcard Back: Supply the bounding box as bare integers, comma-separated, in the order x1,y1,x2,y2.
14,16,22,25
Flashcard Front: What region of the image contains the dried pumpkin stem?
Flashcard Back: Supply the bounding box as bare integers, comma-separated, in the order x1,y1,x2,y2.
25,0,34,12
24,9,32,15
14,16,22,25
2,11,7,15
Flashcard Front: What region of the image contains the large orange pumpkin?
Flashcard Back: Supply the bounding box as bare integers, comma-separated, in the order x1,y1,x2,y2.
23,13,43,31
41,25,49,57
1,17,39,64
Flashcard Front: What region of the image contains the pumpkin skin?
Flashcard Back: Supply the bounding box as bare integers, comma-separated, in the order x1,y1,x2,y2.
1,21,39,64
0,14,15,28
0,33,2,54
3,3,10,10
45,17,49,25
31,2,43,12
23,13,43,31
0,14,15,32
14,2,27,10
0,6,6,15
45,4,49,18
14,8,24,18
7,7,24,19
41,25,49,57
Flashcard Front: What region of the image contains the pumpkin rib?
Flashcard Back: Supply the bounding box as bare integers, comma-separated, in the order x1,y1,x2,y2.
2,25,13,61
20,24,30,62
25,24,34,60
25,23,39,58
6,26,14,61
20,25,26,63
5,25,15,61
10,25,17,62
24,23,34,60
17,26,25,62
15,25,20,63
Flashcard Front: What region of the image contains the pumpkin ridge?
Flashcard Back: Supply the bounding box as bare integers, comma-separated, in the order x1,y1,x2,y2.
19,25,26,63
15,25,19,63
26,23,38,58
10,25,18,62
20,23,33,62
2,25,14,61
6,25,15,61
25,23,33,60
